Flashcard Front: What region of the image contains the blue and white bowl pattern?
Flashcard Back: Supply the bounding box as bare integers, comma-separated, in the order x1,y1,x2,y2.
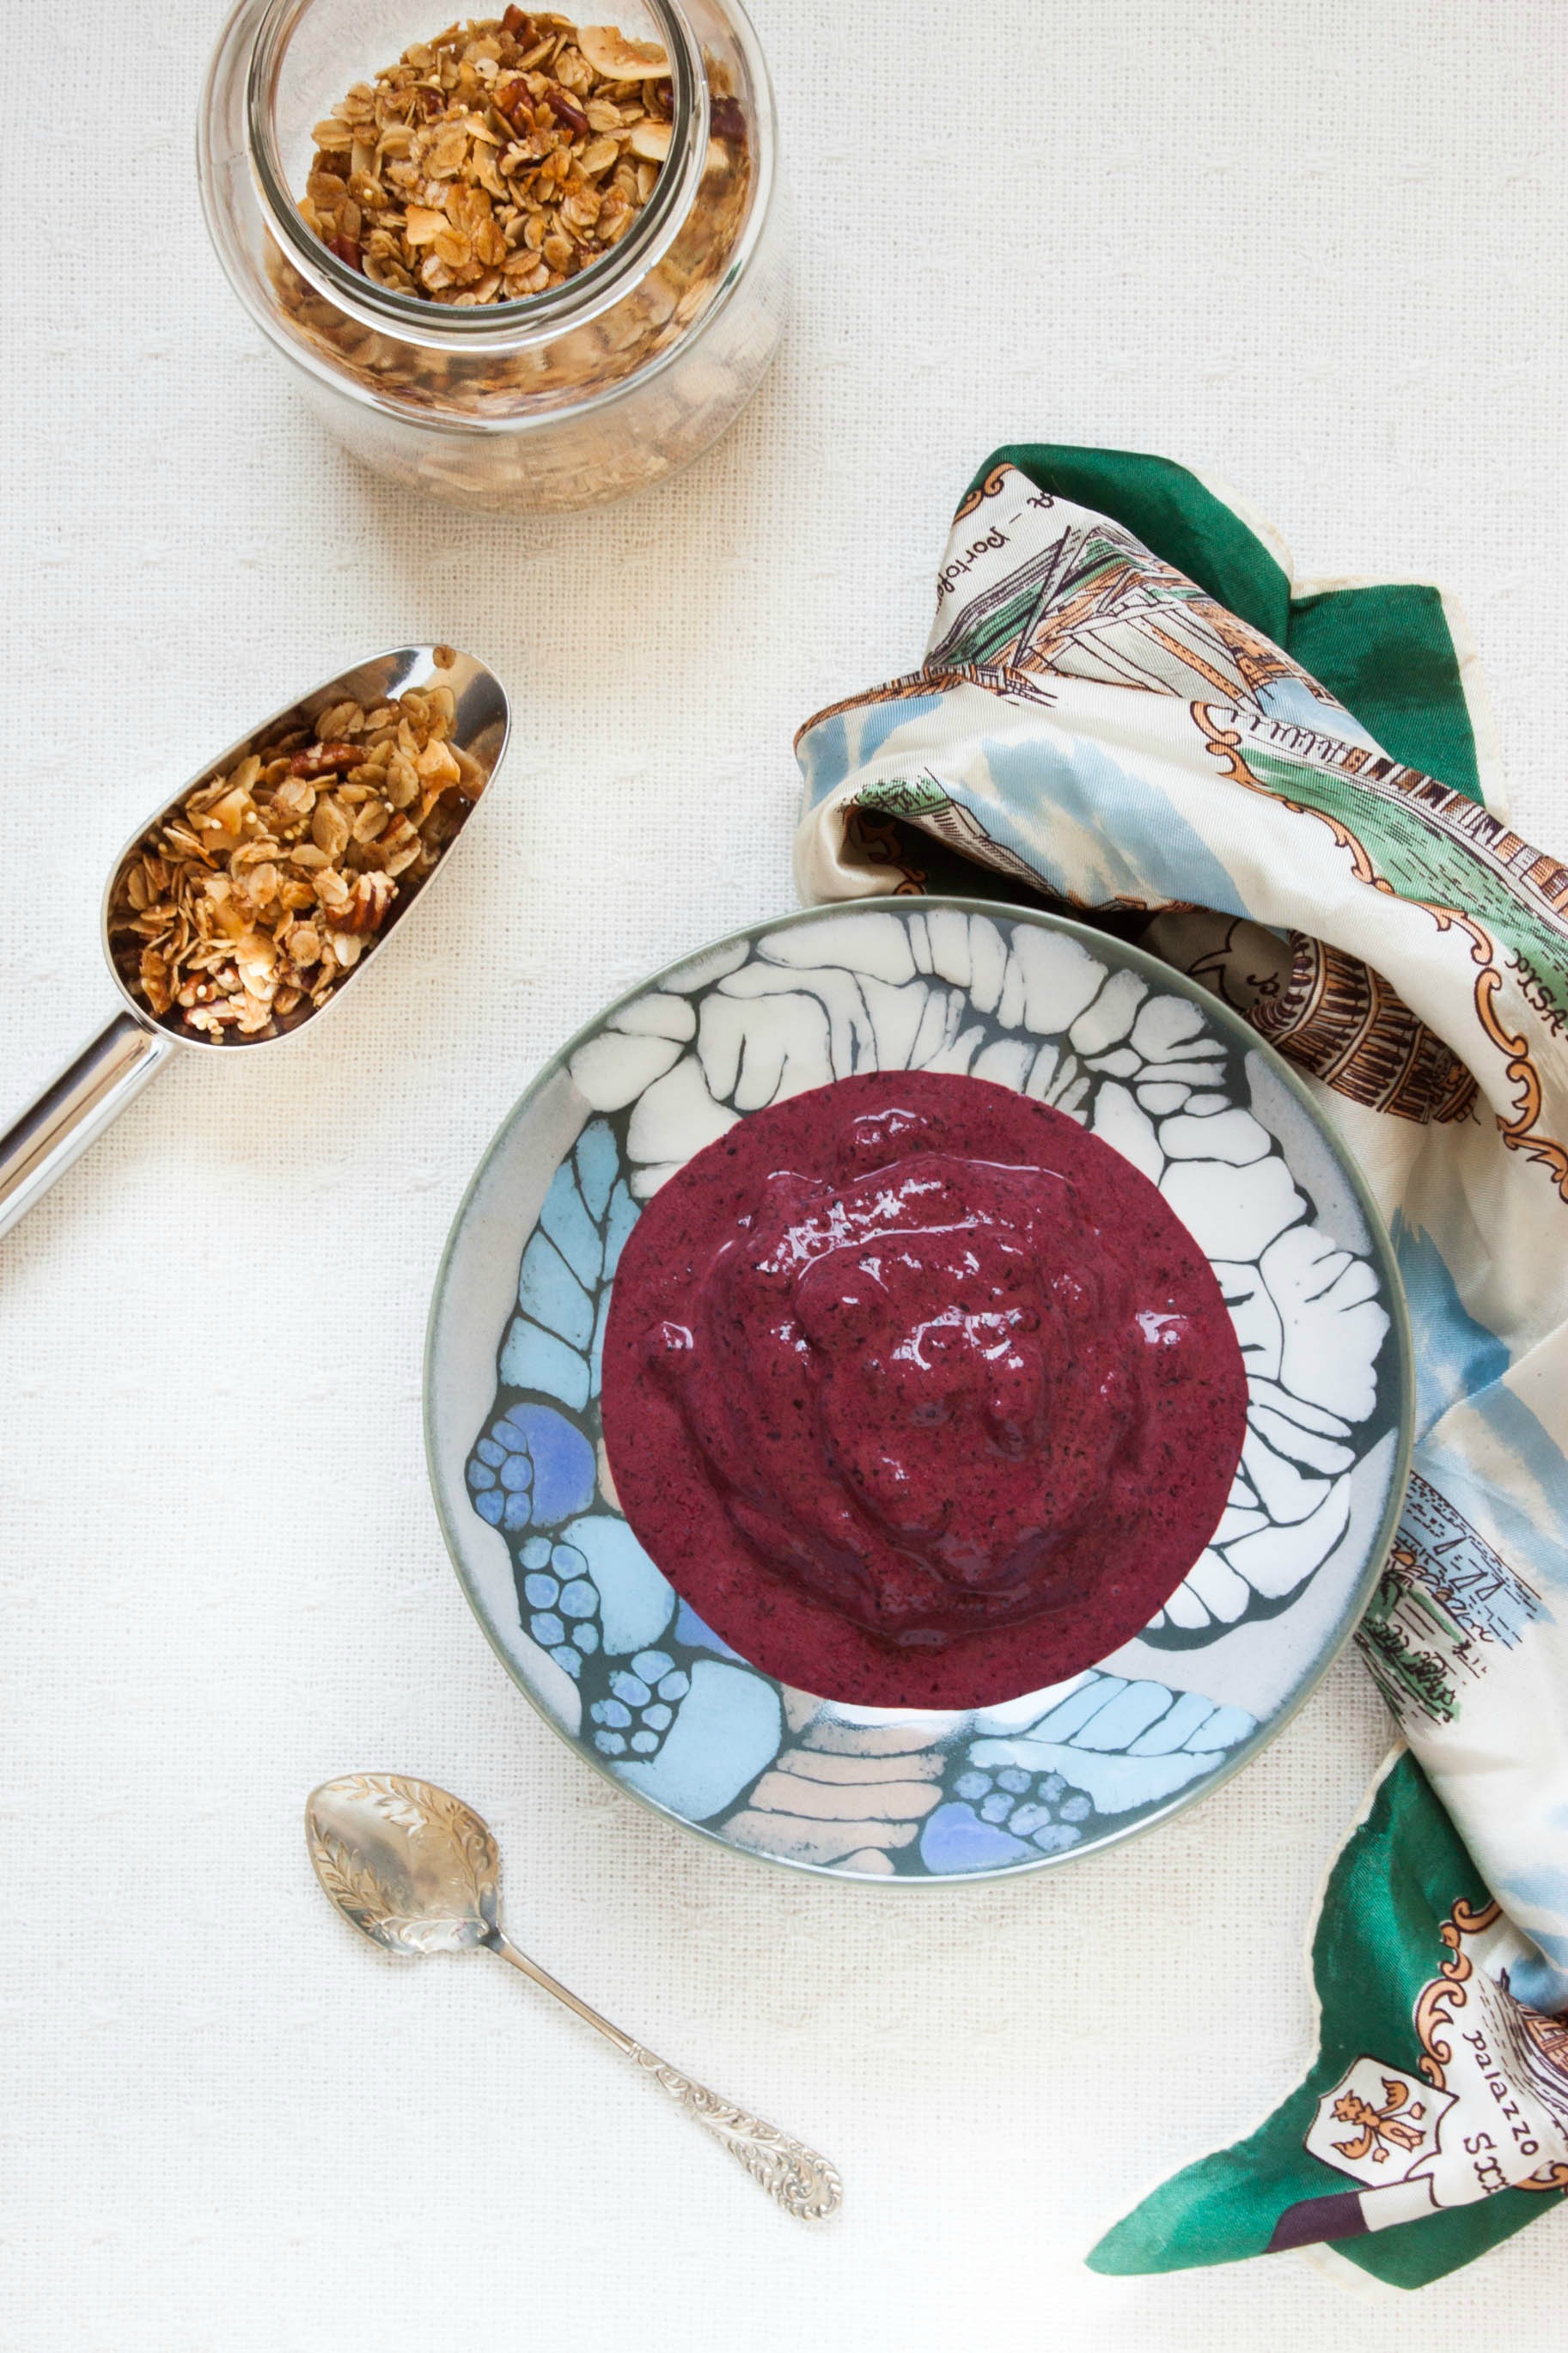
427,901,1410,1881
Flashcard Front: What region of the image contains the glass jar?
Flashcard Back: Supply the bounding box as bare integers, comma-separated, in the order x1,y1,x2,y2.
199,0,788,513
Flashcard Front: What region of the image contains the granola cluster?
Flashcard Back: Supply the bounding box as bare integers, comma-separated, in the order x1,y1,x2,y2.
302,11,674,305
109,672,484,1040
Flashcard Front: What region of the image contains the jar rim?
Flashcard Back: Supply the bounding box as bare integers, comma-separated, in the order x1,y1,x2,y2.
247,0,708,351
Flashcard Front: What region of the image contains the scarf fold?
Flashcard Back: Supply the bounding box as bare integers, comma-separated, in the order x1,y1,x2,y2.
793,447,1568,2289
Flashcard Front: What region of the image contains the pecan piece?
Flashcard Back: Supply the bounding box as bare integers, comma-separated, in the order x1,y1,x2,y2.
494,75,535,130
544,84,590,137
290,742,359,778
333,871,398,934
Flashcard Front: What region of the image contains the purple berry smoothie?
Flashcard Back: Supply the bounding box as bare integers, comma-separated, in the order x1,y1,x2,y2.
601,1073,1246,1709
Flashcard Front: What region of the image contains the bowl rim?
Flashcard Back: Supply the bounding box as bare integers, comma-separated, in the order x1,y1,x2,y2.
424,894,1415,1886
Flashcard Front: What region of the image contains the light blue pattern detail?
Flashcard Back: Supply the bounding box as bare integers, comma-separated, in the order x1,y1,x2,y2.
1069,1683,1174,1751
498,1316,591,1410
797,712,848,808
1034,1822,1083,1853
671,1598,742,1658
1394,1216,1509,1439
589,1290,613,1398
920,1801,1035,1873
500,1139,629,1406
1508,1947,1568,2010
796,694,945,812
1128,1690,1216,1754
1412,1439,1567,1605
560,1515,674,1654
516,1409,595,1522
1396,1215,1568,1592
930,1675,1260,1873
613,1660,782,1821
979,732,1242,914
1190,1704,1256,1751
467,1111,704,1781
1028,1676,1122,1741
602,1181,639,1279
1500,1860,1568,1909
1501,1864,1568,2007
517,1229,595,1350
538,1162,602,1287
967,1738,1226,1816
954,1674,1259,1824
928,1754,1097,1864
574,1120,619,1220
466,1402,595,1533
589,1183,639,1398
1254,675,1380,748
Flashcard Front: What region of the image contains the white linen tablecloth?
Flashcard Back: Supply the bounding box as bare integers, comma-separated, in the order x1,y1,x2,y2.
3,2,1565,2344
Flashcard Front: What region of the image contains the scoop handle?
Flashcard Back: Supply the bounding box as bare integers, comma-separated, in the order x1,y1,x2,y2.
0,1010,175,1243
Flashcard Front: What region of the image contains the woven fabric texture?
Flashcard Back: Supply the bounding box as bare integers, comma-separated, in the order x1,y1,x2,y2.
2,1,1566,2347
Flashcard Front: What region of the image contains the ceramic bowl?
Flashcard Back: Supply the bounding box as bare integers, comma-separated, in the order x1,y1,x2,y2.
426,899,1412,1882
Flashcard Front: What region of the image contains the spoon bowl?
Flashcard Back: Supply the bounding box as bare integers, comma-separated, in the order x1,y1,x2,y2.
306,1772,500,1957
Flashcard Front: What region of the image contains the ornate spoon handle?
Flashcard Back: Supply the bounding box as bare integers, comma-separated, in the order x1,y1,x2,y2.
630,2045,843,2220
487,1930,841,2220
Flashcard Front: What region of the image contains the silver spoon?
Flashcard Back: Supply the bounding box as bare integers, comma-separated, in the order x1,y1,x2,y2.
305,1772,843,2222
0,646,509,1242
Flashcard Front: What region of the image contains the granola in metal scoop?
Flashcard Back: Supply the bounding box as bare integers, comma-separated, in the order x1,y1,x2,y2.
108,670,485,1040
302,11,672,304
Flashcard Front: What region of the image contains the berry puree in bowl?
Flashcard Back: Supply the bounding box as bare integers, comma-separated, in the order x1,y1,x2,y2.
600,1072,1247,1708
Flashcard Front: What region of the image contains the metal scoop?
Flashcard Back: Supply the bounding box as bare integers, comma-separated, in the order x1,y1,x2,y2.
0,646,508,1242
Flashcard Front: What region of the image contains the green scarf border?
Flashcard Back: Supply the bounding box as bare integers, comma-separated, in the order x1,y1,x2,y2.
963,445,1502,816
1085,1748,1561,2289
